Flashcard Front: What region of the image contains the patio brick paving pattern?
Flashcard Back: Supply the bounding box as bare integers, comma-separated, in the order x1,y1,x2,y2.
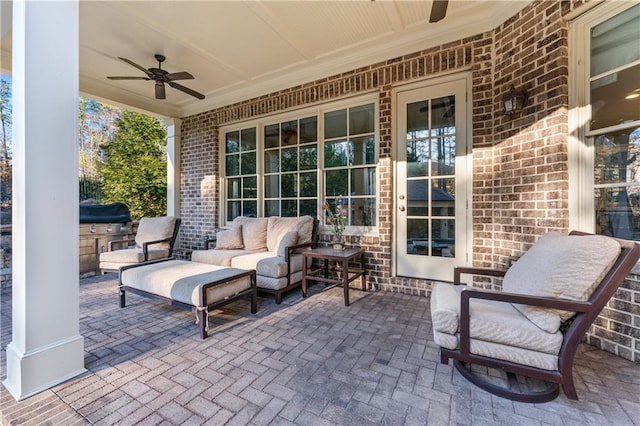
1,274,639,425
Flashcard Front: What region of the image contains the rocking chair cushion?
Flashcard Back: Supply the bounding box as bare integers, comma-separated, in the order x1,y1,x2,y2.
503,232,621,333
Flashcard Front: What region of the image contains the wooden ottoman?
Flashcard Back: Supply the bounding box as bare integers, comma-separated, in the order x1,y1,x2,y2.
119,258,257,338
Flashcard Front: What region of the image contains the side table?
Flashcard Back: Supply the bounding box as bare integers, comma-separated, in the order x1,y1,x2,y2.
302,246,366,306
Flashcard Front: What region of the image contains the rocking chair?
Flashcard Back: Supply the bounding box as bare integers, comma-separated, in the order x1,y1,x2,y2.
430,231,640,402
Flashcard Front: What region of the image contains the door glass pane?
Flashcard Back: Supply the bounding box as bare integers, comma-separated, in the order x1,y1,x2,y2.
243,177,257,198
431,219,455,257
407,218,429,256
351,136,376,165
407,101,428,138
431,179,455,216
431,137,455,175
351,198,375,226
350,168,376,196
407,140,429,178
325,140,349,167
265,200,279,217
349,103,375,134
407,180,428,216
326,169,348,196
431,96,455,134
264,150,279,173
590,4,640,76
594,129,640,185
265,175,279,198
325,109,347,139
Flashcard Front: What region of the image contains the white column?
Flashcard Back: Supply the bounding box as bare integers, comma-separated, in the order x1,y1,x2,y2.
165,118,181,217
3,0,85,400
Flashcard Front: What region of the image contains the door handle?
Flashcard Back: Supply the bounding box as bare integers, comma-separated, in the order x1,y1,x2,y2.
399,205,405,212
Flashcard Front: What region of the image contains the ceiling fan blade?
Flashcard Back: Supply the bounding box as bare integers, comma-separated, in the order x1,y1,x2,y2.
165,71,194,81
118,57,153,77
155,82,166,99
168,81,205,100
429,0,448,23
107,76,150,80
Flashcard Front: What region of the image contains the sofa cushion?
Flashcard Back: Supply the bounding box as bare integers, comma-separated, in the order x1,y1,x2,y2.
100,247,170,264
233,217,268,251
277,231,298,258
191,249,264,267
503,232,621,333
135,216,176,250
257,271,304,291
230,252,304,278
266,216,314,252
215,226,244,250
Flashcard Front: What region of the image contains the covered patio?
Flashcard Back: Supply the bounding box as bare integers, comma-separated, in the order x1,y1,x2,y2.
2,0,640,418
2,275,639,425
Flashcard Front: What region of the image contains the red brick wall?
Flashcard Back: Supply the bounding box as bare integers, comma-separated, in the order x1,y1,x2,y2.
178,0,640,362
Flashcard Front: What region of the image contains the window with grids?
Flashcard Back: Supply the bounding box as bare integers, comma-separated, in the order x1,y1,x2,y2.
220,100,378,230
264,116,319,218
224,127,257,220
323,103,376,226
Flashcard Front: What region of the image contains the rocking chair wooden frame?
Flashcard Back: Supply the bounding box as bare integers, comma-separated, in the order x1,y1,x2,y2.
440,231,640,403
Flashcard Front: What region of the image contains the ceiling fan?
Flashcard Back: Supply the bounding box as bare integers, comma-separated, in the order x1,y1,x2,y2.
429,0,449,23
107,54,205,100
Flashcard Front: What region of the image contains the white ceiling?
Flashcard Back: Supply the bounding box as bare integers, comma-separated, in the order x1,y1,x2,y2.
1,1,532,118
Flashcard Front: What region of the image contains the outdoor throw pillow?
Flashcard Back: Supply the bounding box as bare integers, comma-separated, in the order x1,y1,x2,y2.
215,226,244,250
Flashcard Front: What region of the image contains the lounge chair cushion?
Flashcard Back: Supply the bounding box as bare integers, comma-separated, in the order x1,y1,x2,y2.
503,232,621,333
135,216,177,250
191,249,264,267
99,247,170,264
215,225,244,250
430,283,564,355
233,217,269,251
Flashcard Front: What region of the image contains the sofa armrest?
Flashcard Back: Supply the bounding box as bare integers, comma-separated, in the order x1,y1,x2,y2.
284,241,314,262
453,266,506,285
204,237,217,249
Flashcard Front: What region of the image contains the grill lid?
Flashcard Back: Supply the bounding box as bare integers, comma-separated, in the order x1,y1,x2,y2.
80,202,131,224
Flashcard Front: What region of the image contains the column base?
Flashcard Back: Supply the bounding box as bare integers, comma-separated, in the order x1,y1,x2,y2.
3,335,86,401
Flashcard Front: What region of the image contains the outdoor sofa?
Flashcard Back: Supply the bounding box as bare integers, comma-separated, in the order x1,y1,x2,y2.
191,215,318,303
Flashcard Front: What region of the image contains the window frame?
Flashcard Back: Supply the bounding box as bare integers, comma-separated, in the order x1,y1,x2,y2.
569,1,640,237
218,93,380,236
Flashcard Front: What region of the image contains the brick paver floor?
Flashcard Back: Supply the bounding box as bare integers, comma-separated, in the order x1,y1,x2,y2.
1,274,639,425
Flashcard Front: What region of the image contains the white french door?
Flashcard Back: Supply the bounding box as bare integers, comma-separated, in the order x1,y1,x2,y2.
395,77,470,281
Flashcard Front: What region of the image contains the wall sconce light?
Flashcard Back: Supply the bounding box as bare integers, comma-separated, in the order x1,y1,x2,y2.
503,85,527,115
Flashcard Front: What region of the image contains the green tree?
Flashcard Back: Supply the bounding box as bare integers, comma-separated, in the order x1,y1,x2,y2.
0,78,12,217
100,111,167,220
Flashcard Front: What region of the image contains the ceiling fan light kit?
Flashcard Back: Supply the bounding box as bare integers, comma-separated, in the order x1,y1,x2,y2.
107,54,205,100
